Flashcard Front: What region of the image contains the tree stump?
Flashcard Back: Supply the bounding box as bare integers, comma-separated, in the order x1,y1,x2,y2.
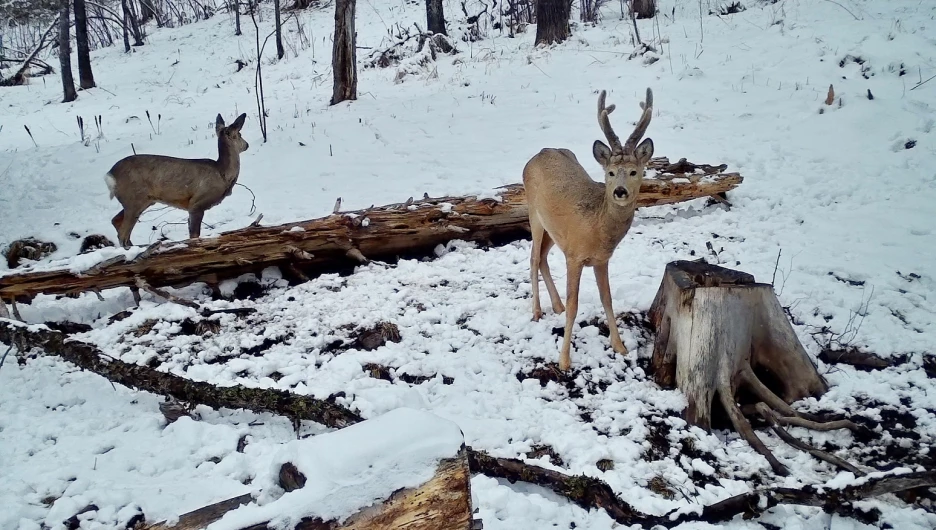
649,260,831,475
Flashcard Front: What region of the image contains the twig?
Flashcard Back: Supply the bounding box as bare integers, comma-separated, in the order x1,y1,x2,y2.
134,277,200,310
771,248,781,286
235,182,257,215
249,213,264,227
24,125,38,148
821,0,860,21
0,342,13,370
910,72,936,91
10,300,23,321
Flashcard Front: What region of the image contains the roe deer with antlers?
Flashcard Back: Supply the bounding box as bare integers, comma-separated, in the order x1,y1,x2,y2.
523,88,654,371
105,113,249,249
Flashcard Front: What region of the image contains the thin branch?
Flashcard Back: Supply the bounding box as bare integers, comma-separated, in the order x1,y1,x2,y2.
821,0,860,21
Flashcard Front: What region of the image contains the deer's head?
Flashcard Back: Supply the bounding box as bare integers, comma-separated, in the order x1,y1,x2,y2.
216,113,250,153
591,89,654,207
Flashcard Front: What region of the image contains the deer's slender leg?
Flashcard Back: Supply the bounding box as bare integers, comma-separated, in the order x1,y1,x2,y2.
187,208,206,240
595,262,627,355
111,210,125,244
539,232,565,315
529,216,545,321
117,204,149,249
559,259,585,371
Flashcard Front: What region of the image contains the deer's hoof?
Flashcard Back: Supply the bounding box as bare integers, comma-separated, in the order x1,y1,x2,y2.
532,309,543,322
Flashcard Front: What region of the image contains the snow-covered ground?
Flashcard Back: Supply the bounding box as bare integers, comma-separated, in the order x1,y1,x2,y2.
2,0,936,528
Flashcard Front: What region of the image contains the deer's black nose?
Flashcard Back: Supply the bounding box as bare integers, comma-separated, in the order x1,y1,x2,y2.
613,186,628,199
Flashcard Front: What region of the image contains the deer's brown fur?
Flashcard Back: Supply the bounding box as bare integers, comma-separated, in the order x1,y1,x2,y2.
105,113,249,248
523,89,654,371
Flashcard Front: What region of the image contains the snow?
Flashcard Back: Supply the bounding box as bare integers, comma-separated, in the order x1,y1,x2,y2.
205,407,464,529
2,0,936,528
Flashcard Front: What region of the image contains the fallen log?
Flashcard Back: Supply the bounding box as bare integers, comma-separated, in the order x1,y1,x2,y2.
0,158,742,302
0,16,60,86
2,319,932,528
142,408,473,530
0,319,362,429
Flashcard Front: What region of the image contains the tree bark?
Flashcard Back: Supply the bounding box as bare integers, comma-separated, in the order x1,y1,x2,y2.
73,0,96,89
121,1,131,52
123,0,145,46
234,0,242,36
274,0,284,59
58,0,77,102
0,161,742,302
330,0,357,105
630,0,656,19
648,260,831,476
140,0,157,24
534,0,571,45
426,0,446,35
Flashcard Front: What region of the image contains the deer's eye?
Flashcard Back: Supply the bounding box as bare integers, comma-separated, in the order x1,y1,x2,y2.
608,171,615,176
630,170,637,176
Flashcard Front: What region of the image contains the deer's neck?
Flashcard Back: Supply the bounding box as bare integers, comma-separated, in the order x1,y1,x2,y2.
216,140,241,182
598,190,637,241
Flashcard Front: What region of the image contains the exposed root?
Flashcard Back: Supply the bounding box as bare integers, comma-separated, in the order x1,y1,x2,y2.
756,403,865,476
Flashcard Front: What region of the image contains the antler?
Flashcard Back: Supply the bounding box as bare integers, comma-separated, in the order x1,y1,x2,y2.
597,90,623,152
623,88,653,154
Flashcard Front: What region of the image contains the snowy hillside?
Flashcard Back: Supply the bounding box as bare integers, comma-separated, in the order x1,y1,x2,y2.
2,0,936,528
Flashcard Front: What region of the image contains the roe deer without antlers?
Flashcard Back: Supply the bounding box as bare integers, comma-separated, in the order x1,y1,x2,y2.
105,113,250,249
523,88,654,371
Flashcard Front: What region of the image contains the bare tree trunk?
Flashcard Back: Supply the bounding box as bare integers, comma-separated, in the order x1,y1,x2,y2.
140,0,157,24
534,0,571,45
426,0,446,35
630,0,655,19
274,0,284,59
59,0,78,102
233,0,241,35
123,0,145,46
121,1,131,51
73,0,95,89
330,0,357,105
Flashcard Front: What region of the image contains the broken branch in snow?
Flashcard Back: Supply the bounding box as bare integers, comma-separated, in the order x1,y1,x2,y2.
141,449,473,530
2,319,931,528
0,158,742,303
0,319,362,429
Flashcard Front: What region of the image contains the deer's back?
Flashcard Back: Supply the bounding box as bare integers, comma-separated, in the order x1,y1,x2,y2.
109,154,224,209
524,148,604,216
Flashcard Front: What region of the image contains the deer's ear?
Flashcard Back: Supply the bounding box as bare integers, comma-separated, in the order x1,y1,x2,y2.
215,114,225,136
634,137,654,165
593,140,612,166
231,113,247,131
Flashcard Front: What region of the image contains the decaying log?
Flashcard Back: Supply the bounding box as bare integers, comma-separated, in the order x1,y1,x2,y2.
648,260,840,475
143,450,472,530
0,319,362,429
0,159,742,302
3,319,931,528
139,494,253,530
